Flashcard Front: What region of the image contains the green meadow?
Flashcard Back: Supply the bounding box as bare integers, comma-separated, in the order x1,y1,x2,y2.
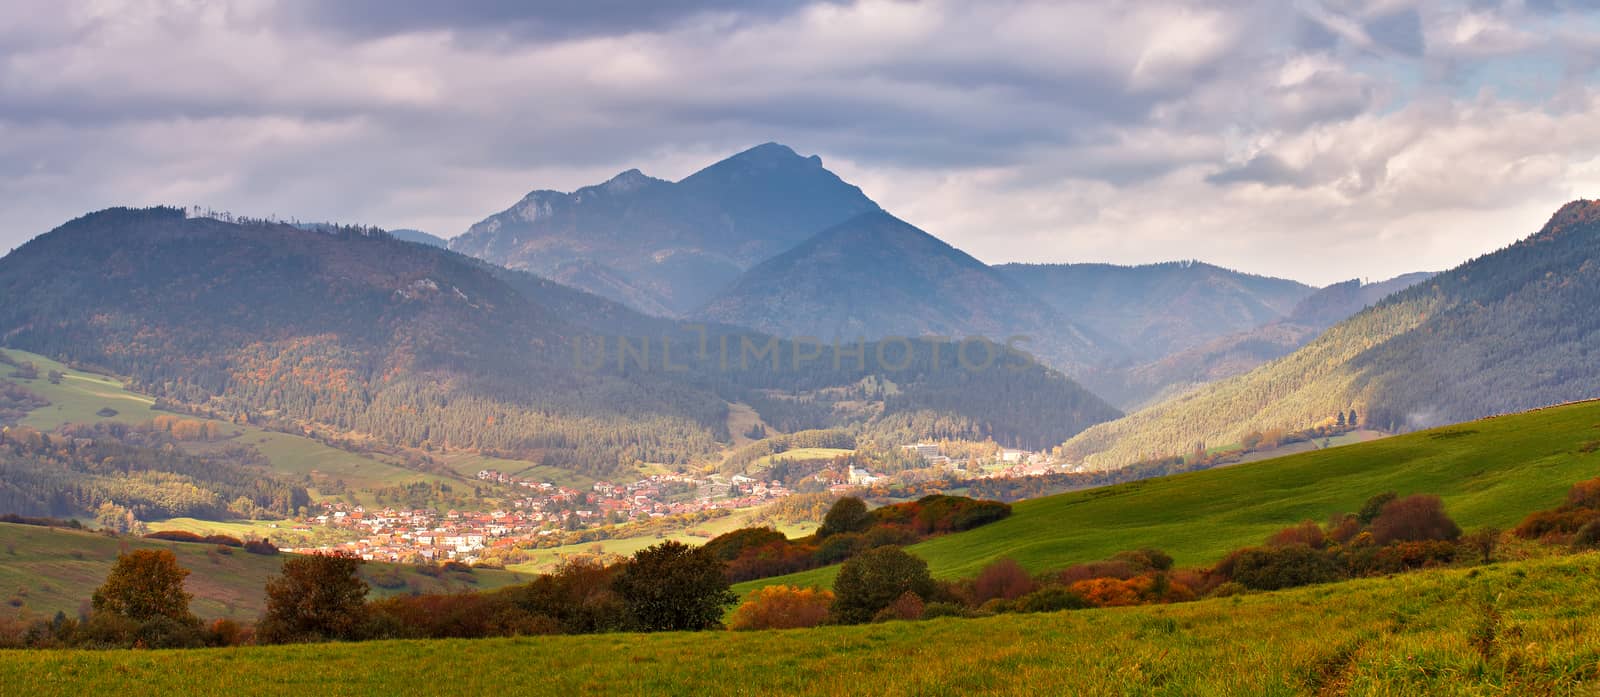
2,552,1595,696
739,400,1600,593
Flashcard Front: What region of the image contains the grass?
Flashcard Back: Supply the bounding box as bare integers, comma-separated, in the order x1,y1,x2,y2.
737,400,1600,594
751,447,853,469
506,512,817,574
3,552,1597,695
143,519,359,549
0,523,528,622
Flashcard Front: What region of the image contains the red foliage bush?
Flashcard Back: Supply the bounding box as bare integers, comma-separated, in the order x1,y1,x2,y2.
1055,560,1139,585
973,558,1035,604
1369,495,1461,544
1267,521,1327,549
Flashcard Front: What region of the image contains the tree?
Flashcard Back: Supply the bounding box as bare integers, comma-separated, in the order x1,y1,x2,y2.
257,553,371,643
86,549,202,648
818,496,872,538
91,549,197,624
612,541,736,632
1348,410,1359,428
831,546,935,624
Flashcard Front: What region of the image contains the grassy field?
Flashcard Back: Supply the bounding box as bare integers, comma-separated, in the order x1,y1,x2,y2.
737,400,1600,594
2,552,1596,695
751,447,854,469
506,512,817,574
0,523,528,621
143,518,359,549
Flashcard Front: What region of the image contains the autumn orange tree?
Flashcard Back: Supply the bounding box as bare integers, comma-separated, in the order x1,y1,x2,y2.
728,586,834,630
85,549,203,647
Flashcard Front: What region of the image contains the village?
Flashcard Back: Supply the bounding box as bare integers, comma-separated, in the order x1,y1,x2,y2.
285,443,1073,564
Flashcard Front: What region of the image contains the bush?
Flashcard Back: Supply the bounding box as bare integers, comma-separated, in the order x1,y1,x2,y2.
518,559,629,634
1357,492,1397,524
1216,545,1342,591
814,533,868,565
1461,527,1501,563
728,586,835,631
1370,494,1460,544
921,602,973,620
1566,477,1600,510
973,557,1035,603
831,547,935,624
1110,549,1174,571
243,539,279,555
1574,519,1600,550
1266,521,1326,549
702,527,788,562
368,590,551,639
1056,560,1139,585
1011,586,1089,613
872,591,924,622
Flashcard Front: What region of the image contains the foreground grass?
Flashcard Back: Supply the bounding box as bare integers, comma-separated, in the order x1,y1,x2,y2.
740,400,1600,593
0,524,527,620
3,553,1596,696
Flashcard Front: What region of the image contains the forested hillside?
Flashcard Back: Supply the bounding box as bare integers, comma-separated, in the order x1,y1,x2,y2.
0,207,1118,478
1061,199,1600,468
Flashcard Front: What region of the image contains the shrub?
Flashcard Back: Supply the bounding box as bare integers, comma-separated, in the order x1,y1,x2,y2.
611,541,736,632
1369,495,1461,544
1357,492,1398,524
243,539,279,555
1326,514,1363,545
921,602,973,620
518,559,629,634
814,533,869,565
728,586,835,631
205,618,250,647
1056,560,1139,585
1068,577,1145,607
1515,509,1600,539
1574,519,1600,550
863,525,918,548
872,591,925,623
368,591,551,639
1266,521,1326,549
831,546,935,624
1110,549,1175,571
144,530,205,543
1216,545,1342,591
1566,477,1600,510
1011,586,1089,613
973,557,1036,603
702,527,788,562
1461,527,1501,563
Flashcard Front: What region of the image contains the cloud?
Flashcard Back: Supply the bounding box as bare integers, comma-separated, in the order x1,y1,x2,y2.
0,0,1597,286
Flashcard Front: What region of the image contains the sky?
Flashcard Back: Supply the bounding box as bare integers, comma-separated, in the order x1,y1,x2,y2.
2,0,1599,285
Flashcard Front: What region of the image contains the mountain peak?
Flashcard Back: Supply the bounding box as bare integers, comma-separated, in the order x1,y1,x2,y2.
1535,198,1600,241
596,168,664,195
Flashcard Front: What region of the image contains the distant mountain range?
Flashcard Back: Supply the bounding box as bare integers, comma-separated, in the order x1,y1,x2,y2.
696,211,1115,375
452,143,1435,406
389,229,449,248
450,143,880,316
0,207,1119,477
1061,200,1600,468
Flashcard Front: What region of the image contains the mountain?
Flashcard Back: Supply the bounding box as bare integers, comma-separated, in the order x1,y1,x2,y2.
388,228,449,248
696,211,1117,375
993,261,1315,361
1092,271,1434,408
449,143,881,316
1060,200,1600,468
0,207,1120,477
